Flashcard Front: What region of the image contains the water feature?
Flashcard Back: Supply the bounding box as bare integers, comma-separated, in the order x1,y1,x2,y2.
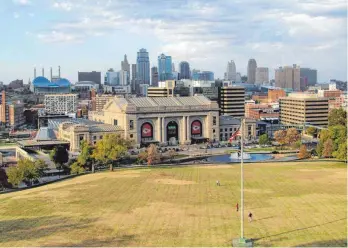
207,153,272,163
230,152,251,160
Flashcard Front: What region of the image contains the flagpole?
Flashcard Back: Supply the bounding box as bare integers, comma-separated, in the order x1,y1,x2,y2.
240,118,244,240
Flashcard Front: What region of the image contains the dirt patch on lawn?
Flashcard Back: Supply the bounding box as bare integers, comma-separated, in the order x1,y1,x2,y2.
149,179,197,185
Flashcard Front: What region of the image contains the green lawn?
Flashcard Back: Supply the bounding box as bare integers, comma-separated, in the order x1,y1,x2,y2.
0,161,346,247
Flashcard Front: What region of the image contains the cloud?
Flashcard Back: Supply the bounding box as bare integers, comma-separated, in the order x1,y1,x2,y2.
53,1,74,11
31,0,347,80
37,31,82,43
12,0,31,5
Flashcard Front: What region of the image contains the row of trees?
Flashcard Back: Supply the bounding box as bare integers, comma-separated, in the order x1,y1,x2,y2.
71,134,132,174
6,159,48,187
273,128,301,148
316,108,347,160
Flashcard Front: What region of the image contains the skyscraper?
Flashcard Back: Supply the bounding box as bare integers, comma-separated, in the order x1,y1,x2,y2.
247,59,257,84
136,48,150,85
121,54,130,84
179,61,190,79
300,68,317,90
191,70,214,81
255,67,269,85
172,62,175,72
225,60,236,81
131,64,137,92
151,66,159,87
105,70,129,86
275,64,300,91
158,53,173,81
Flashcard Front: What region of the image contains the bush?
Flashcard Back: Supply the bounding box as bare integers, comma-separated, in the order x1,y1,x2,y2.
272,151,279,154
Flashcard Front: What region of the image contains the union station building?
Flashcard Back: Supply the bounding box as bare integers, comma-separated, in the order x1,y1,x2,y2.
89,96,220,147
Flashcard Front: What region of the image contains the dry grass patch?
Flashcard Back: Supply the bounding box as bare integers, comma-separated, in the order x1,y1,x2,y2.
0,161,346,247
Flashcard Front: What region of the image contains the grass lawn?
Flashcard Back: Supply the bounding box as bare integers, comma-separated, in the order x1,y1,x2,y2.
0,161,346,247
0,142,16,147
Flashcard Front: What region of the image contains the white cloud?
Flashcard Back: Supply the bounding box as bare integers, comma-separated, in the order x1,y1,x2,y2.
53,1,74,11
12,0,31,5
31,0,347,81
37,31,82,43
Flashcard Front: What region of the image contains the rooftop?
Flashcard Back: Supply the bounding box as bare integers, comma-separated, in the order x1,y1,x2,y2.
127,95,212,108
285,93,328,99
32,76,71,88
48,118,102,130
219,115,241,125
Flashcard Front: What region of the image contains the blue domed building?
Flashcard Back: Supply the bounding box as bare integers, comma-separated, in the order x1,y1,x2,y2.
31,76,71,94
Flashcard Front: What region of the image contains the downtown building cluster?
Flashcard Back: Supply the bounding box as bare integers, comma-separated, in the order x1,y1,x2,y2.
0,49,346,151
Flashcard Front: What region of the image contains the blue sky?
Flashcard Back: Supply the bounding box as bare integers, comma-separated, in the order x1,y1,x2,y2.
0,0,347,83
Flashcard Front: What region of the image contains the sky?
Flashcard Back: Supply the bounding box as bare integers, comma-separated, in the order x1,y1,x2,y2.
0,0,347,84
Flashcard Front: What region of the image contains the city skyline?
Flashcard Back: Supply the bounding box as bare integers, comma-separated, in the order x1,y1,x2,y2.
0,0,346,83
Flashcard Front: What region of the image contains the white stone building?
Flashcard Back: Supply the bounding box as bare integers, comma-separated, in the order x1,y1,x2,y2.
89,96,220,147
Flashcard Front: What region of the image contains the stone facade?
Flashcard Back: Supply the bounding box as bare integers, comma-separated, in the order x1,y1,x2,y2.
89,96,220,147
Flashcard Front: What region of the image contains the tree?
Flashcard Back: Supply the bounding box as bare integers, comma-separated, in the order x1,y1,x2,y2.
328,108,347,127
316,129,330,157
35,159,48,178
306,127,317,137
333,141,347,160
146,144,160,165
70,162,85,175
322,139,334,158
0,168,11,190
18,158,40,186
50,146,69,177
298,145,310,159
7,166,23,188
137,151,148,164
274,130,287,148
92,134,130,171
328,125,346,151
77,140,94,172
285,128,300,146
259,134,270,146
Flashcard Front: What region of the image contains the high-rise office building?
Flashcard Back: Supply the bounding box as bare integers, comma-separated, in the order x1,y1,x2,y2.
158,53,173,81
136,48,150,85
78,71,101,85
300,68,317,90
218,87,245,118
172,62,175,72
247,59,257,84
255,67,269,85
275,64,300,91
105,70,129,86
131,64,137,92
192,70,214,81
151,66,159,87
179,61,190,79
225,60,236,81
279,93,328,126
121,54,130,84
